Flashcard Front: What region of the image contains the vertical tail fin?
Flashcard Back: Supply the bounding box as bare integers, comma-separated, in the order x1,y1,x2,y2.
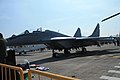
89,23,100,37
74,27,82,37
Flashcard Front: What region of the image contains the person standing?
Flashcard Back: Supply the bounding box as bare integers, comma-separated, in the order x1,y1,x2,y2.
0,33,7,63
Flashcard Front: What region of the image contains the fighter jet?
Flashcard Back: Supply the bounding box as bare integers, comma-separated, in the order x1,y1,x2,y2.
7,29,69,46
6,24,117,56
44,23,115,57
6,29,69,54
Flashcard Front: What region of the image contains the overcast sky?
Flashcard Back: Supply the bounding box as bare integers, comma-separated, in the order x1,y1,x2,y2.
0,0,120,38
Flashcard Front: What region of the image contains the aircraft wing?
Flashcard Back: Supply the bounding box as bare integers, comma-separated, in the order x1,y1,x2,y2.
44,37,76,50
75,37,114,47
44,36,115,50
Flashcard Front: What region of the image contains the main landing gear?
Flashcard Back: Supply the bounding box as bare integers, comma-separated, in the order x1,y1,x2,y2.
64,49,70,54
82,47,86,52
52,49,70,57
52,48,87,57
52,49,57,57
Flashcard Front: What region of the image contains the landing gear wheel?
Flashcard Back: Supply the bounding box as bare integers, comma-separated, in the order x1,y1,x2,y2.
82,47,86,52
52,49,58,58
52,53,57,57
24,52,27,54
64,49,70,54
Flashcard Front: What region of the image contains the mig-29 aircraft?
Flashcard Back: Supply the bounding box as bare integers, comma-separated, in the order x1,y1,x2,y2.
6,24,119,57
44,23,116,57
6,12,120,57
6,29,69,54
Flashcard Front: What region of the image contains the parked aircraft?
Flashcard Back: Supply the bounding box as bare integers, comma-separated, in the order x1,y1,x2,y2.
44,23,116,57
6,24,119,57
6,11,120,56
6,29,69,54
6,29,69,46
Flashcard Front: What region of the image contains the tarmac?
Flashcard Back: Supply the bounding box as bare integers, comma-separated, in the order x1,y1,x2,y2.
16,44,120,80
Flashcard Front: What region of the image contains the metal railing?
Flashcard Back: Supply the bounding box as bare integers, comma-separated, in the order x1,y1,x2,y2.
0,63,24,80
28,69,80,80
0,63,80,80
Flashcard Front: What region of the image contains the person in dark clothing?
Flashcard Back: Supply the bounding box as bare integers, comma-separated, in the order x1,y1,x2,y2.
0,33,7,80
116,38,120,46
0,33,7,63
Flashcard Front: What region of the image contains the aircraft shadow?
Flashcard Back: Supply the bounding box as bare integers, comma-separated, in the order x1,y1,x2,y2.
30,48,120,65
16,54,33,56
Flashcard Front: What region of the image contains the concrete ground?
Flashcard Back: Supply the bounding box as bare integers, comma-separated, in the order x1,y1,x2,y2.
16,44,120,80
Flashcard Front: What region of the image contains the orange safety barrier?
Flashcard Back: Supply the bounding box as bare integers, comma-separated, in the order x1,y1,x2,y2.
28,69,80,80
0,63,24,80
0,63,80,80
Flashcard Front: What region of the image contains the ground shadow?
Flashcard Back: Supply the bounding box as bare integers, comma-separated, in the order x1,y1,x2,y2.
15,54,33,56
30,48,120,65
